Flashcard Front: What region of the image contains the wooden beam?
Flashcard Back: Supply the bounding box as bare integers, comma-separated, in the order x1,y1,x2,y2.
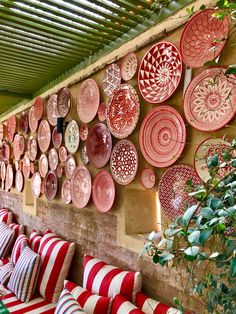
0,90,31,98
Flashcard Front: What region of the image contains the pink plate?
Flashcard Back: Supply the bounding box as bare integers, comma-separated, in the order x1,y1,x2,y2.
13,134,25,161
45,171,58,201
2,142,10,161
86,123,112,168
38,120,51,153
97,103,107,122
22,155,30,179
15,170,24,192
19,111,29,134
0,162,6,181
7,116,16,143
31,172,41,198
65,120,80,154
80,145,89,165
92,170,115,213
29,106,38,133
121,52,138,81
40,179,45,194
159,165,201,221
106,84,140,138
27,136,37,161
139,105,186,168
34,97,44,120
57,87,71,118
110,140,138,185
77,79,100,123
80,124,89,141
183,67,236,132
180,9,230,68
47,94,59,126
39,154,48,178
138,41,182,103
6,164,14,191
49,148,59,171
52,127,62,149
61,179,71,204
64,155,76,179
0,123,4,140
140,168,156,189
15,160,22,172
71,165,91,209
102,63,121,97
30,162,35,175
55,164,63,178
59,146,67,162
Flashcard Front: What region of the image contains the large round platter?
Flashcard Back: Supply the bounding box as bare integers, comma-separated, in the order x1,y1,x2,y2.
45,171,58,201
86,123,112,168
102,63,121,97
52,127,62,149
64,155,76,180
27,136,37,161
110,139,138,185
138,41,182,103
19,111,29,134
57,87,71,118
121,52,138,81
139,106,186,167
61,179,71,204
15,170,24,192
184,68,236,132
29,106,38,133
22,155,30,179
6,164,14,191
31,172,41,198
71,165,91,209
47,94,59,126
92,170,115,213
7,116,16,143
49,148,59,171
34,96,44,120
140,168,156,190
13,134,25,161
97,103,107,122
106,84,140,139
65,120,80,154
159,165,201,221
77,79,100,123
38,120,51,153
59,146,67,162
39,154,48,178
180,9,230,68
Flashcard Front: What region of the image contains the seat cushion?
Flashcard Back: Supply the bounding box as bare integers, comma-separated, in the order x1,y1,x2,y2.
29,230,42,253
112,294,144,314
0,261,14,286
10,234,28,265
83,255,142,302
0,223,15,259
9,223,24,238
0,209,13,225
55,288,87,314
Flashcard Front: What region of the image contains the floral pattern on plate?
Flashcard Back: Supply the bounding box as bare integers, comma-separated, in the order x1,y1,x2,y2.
71,165,91,209
102,64,121,97
65,120,80,154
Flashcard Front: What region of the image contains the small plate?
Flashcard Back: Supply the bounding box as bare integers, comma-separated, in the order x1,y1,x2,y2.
49,148,59,171
52,127,62,149
15,170,24,192
65,120,80,154
19,111,29,134
102,63,121,97
38,120,51,153
39,154,48,178
59,146,67,162
120,52,138,81
29,106,38,133
31,172,41,198
47,94,59,126
27,136,37,161
45,171,58,201
13,134,25,161
61,179,71,204
64,155,76,179
22,155,31,179
71,165,91,209
57,87,71,118
34,96,44,120
80,125,89,141
140,168,156,189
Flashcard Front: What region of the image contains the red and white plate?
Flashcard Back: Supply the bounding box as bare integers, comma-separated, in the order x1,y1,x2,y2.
45,171,58,201
139,106,186,167
0,123,4,140
86,123,112,168
121,52,138,81
57,87,71,118
31,172,41,198
34,97,44,120
2,142,10,161
159,165,202,221
22,155,31,179
0,162,6,181
13,134,25,161
102,63,121,97
138,41,182,103
61,179,71,204
55,164,63,178
47,94,59,126
183,67,236,132
52,127,62,149
7,116,16,143
38,120,51,153
19,111,29,134
92,170,115,213
15,170,24,192
64,155,76,180
80,145,89,165
140,168,156,189
106,84,140,139
27,136,37,161
29,106,38,133
180,9,230,68
6,164,14,191
48,148,59,171
97,103,107,122
71,165,91,209
110,139,138,185
59,146,67,162
30,162,35,175
65,120,80,154
80,125,89,141
39,154,48,178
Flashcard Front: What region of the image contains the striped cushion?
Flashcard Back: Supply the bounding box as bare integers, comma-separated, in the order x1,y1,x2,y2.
8,246,41,303
0,209,13,225
112,294,144,314
83,255,142,302
11,234,28,265
29,230,42,253
9,223,24,238
55,289,87,314
0,223,15,259
37,231,75,303
0,261,14,286
65,280,111,314
0,257,10,268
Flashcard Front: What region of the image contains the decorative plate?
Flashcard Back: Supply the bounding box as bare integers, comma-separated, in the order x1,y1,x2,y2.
121,52,138,81
102,63,121,97
180,9,230,68
65,120,80,154
106,84,140,138
34,96,44,120
86,123,112,168
1,162,6,180
29,106,38,133
110,139,138,185
2,143,10,161
45,171,58,201
80,145,89,165
194,138,233,182
139,106,186,167
159,165,202,221
40,179,46,194
57,87,71,118
52,127,62,149
13,134,25,161
30,162,35,175
22,155,31,179
92,170,115,213
183,67,236,132
97,103,107,122
77,79,100,123
27,136,37,161
15,170,24,192
31,172,41,198
49,148,59,171
64,155,76,180
19,111,29,134
15,160,22,172
38,120,51,153
6,164,14,191
55,164,63,178
140,168,156,189
39,154,48,178
0,123,4,140
59,146,67,162
138,41,182,103
71,165,91,209
47,94,59,126
7,116,16,143
61,179,71,204
80,125,89,141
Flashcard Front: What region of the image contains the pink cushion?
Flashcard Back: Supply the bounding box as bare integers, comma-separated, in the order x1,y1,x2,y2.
0,209,13,225
0,261,14,286
0,257,10,268
11,234,28,265
112,294,144,314
55,289,87,314
83,255,142,302
0,223,15,259
9,223,24,238
29,230,42,253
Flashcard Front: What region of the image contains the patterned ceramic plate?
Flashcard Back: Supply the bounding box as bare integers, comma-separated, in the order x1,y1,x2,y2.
97,103,107,122
0,123,4,140
13,134,25,161
59,146,67,162
34,96,44,120
140,168,156,189
49,148,59,171
71,165,91,209
7,116,16,143
27,136,37,161
1,162,6,181
6,164,14,191
31,172,41,198
47,94,59,126
29,106,38,133
65,120,80,154
64,155,76,180
52,127,62,149
55,164,63,178
39,154,48,178
38,120,51,153
102,63,121,97
22,155,31,179
45,171,58,201
121,52,138,81
57,87,71,118
19,111,29,134
30,162,35,175
15,170,24,192
61,179,71,204
2,142,10,161
80,125,89,141
80,145,89,165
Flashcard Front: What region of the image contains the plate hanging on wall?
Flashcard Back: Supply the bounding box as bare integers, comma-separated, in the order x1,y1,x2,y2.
140,168,156,190
65,120,80,154
102,63,121,97
13,134,25,161
38,120,51,153
49,148,59,171
29,106,38,133
15,170,24,193
31,172,41,198
39,154,48,178
22,155,31,179
64,155,76,180
45,171,58,201
61,179,71,204
57,87,71,118
34,96,44,120
121,52,138,81
47,94,59,126
19,111,29,134
71,165,91,209
52,127,62,149
27,136,37,162
7,116,16,143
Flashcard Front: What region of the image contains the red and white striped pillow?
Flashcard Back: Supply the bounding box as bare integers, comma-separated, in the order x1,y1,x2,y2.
65,280,111,314
112,294,144,314
0,257,10,268
37,231,75,303
8,246,41,302
10,234,28,265
9,223,24,238
0,209,13,225
29,230,42,253
83,255,142,302
55,288,87,314
0,261,14,286
0,223,15,259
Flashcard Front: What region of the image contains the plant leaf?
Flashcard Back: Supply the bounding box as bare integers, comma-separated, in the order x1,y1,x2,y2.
183,205,199,226
185,246,200,256
188,230,200,244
